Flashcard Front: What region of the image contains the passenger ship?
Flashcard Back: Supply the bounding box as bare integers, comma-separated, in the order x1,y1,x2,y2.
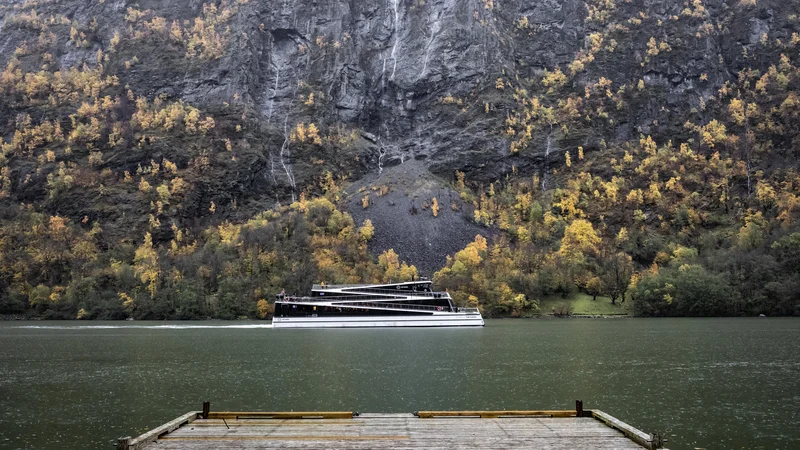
272,280,484,328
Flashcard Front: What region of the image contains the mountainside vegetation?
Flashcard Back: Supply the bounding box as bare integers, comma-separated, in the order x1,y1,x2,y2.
0,0,799,318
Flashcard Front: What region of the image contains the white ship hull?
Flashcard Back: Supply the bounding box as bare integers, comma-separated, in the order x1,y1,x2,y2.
272,313,484,328
271,280,484,328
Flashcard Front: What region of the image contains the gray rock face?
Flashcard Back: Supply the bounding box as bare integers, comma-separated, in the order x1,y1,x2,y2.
1,0,797,267
250,0,512,171
233,0,796,182
3,0,794,184
347,159,486,277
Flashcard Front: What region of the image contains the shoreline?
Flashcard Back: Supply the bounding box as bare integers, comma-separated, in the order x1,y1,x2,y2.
4,314,789,321
1,315,632,321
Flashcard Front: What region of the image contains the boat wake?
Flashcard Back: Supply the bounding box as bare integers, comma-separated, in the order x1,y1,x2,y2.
14,324,274,330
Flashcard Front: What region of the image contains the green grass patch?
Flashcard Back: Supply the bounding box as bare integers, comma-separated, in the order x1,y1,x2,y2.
537,293,630,316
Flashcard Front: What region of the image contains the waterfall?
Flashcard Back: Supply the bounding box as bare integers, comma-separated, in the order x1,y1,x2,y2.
389,0,400,81
377,122,389,175
377,0,403,173
421,20,439,77
381,57,387,90
542,131,552,191
269,153,277,184
378,145,386,175
279,117,297,202
265,67,280,125
545,132,552,158
380,0,401,86
380,0,399,172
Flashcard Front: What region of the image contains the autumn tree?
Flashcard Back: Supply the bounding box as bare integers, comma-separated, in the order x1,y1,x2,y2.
585,276,605,301
133,233,160,298
600,251,634,304
378,249,418,282
558,219,601,264
256,299,270,319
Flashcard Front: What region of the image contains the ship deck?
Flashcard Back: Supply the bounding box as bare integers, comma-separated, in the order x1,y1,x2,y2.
117,406,666,449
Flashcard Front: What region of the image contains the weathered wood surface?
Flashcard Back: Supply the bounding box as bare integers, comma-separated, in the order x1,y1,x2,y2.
121,411,200,450
136,413,660,449
416,410,577,418
591,410,661,450
207,411,354,420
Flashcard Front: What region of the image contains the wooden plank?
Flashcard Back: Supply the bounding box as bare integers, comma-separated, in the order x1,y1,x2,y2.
188,420,360,426
127,411,658,449
147,416,644,449
166,429,620,438
416,410,577,418
160,435,410,441
356,413,415,418
148,436,643,449
178,421,616,432
126,411,200,450
164,417,623,439
590,410,662,449
207,411,353,420
147,443,638,449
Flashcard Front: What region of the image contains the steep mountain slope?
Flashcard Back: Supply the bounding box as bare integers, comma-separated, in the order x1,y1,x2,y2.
1,0,799,318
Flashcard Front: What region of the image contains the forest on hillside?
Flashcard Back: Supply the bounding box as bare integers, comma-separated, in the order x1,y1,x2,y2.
0,0,799,319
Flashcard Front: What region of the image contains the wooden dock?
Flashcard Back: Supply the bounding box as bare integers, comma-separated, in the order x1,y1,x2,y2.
119,402,666,449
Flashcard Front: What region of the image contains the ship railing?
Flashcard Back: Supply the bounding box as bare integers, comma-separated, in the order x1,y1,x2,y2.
344,302,447,312
317,287,446,298
279,299,448,312
279,294,406,302
320,302,481,314
279,294,447,303
337,303,480,314
276,297,478,314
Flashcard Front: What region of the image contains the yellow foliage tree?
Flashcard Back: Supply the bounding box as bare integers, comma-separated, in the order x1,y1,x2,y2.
133,232,160,298
701,120,728,148
558,219,600,263
256,299,270,319
378,249,418,282
358,219,374,241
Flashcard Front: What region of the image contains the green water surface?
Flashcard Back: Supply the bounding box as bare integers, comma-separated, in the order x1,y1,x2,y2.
0,318,797,449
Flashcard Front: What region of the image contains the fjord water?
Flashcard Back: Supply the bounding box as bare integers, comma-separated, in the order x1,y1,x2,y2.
0,319,797,450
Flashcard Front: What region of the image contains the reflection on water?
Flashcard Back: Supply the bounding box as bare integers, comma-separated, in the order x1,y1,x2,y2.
0,318,797,450
14,324,274,329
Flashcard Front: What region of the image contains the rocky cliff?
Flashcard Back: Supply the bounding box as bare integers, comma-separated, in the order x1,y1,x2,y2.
1,0,799,316
6,0,792,181
2,0,794,195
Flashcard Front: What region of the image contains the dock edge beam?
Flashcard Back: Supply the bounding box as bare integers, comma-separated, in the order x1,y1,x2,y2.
117,402,665,450
590,409,665,449
117,411,201,450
